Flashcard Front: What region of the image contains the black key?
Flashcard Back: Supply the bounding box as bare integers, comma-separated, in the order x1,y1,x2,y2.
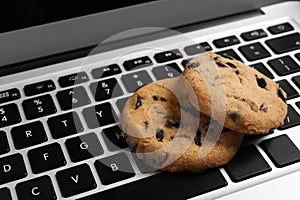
94,153,135,185
0,188,12,200
292,74,300,89
280,104,300,130
0,131,9,155
91,64,122,79
22,94,57,120
0,153,27,185
58,71,89,88
78,168,227,200
224,145,271,182
102,125,128,151
56,86,91,110
276,80,299,100
11,121,47,150
267,22,294,35
154,49,183,63
296,53,300,61
123,56,153,71
121,70,153,93
56,164,97,198
0,103,21,128
116,97,129,113
83,102,117,129
89,78,123,102
238,43,271,61
266,33,300,54
28,143,66,174
268,56,300,76
152,63,182,80
16,176,56,200
0,88,21,105
250,63,274,79
213,35,240,48
241,29,268,41
260,135,300,168
184,42,212,55
24,80,56,96
48,111,83,139
215,49,243,62
66,133,104,163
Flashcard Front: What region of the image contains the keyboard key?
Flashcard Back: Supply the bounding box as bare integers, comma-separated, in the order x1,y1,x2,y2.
224,145,271,182
22,94,56,120
241,29,268,41
94,153,135,185
0,131,9,155
123,56,153,71
280,104,300,130
89,78,123,102
16,176,56,200
78,168,227,200
213,36,240,48
102,125,128,151
268,56,300,76
291,74,300,89
238,42,271,61
65,133,104,163
260,134,300,168
56,164,97,198
0,153,27,185
0,88,21,105
266,33,300,54
11,121,47,150
250,63,274,79
28,143,66,174
215,49,243,62
91,64,122,79
58,71,89,88
184,42,212,55
154,49,183,63
116,97,129,113
48,111,83,139
152,63,182,80
276,80,299,100
296,53,300,61
83,102,117,129
121,70,153,93
0,188,12,200
0,103,21,128
56,86,91,110
24,80,56,96
267,22,294,35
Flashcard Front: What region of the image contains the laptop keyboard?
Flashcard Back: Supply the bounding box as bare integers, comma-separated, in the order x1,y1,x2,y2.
1,20,300,199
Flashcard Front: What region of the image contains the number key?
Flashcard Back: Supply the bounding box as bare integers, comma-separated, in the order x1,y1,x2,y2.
22,94,56,120
152,63,182,80
0,103,21,128
121,70,153,93
90,78,123,102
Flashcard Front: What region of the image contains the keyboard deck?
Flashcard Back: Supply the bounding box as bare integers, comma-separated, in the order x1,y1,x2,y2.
1,17,300,200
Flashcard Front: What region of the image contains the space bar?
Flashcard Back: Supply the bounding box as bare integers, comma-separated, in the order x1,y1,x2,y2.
78,169,227,200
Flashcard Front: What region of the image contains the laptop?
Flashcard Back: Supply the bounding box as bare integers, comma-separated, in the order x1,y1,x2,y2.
1,0,300,199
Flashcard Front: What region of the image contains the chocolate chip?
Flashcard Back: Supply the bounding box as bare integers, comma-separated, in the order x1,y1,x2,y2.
153,96,158,101
164,116,180,128
188,62,199,68
235,70,240,75
216,61,227,68
194,129,202,146
221,54,234,60
229,112,239,123
257,78,267,88
226,62,237,68
259,104,268,113
160,97,167,102
135,95,142,110
277,89,286,102
259,104,264,111
213,56,220,61
156,129,164,142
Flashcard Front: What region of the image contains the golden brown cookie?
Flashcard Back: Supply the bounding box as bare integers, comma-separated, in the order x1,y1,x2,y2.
120,78,244,172
182,52,288,134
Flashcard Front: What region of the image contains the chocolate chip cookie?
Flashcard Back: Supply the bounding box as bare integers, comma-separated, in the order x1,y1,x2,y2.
120,77,244,172
182,52,287,134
